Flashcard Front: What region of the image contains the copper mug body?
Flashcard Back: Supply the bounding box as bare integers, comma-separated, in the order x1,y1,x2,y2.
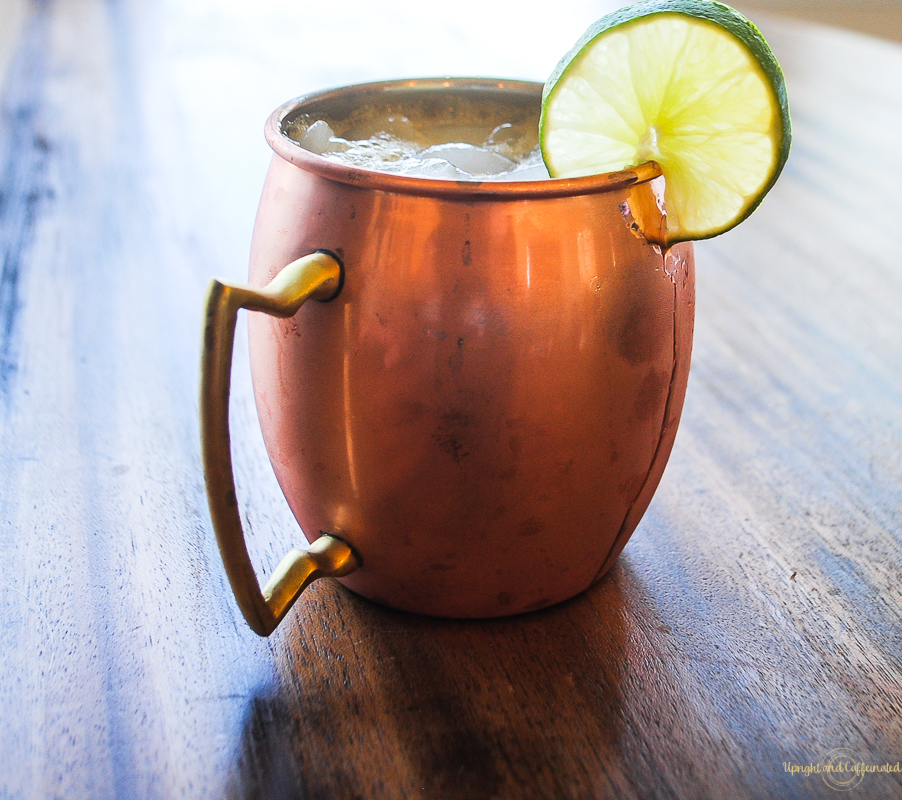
202,78,694,633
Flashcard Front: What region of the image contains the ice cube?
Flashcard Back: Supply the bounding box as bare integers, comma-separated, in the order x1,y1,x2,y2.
300,120,335,155
419,143,516,177
401,158,469,180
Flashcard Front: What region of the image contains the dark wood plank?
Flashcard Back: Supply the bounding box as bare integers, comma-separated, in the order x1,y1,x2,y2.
0,2,900,799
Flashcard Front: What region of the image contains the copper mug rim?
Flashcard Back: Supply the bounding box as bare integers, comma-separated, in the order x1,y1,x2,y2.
264,76,663,200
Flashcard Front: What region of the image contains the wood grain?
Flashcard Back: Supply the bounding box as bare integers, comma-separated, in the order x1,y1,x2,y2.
0,2,900,799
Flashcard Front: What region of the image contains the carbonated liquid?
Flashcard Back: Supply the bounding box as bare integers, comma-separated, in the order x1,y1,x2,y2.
286,113,550,182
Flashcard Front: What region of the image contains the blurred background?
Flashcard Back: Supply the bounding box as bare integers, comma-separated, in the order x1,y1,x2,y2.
1,0,897,279
733,0,902,42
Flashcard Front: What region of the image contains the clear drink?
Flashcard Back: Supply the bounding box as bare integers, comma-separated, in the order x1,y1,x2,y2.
284,96,551,182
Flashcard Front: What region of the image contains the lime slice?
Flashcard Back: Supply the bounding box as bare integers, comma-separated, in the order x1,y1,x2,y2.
540,0,791,243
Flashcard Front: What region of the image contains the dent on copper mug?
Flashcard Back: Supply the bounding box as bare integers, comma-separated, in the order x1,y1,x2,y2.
200,78,694,636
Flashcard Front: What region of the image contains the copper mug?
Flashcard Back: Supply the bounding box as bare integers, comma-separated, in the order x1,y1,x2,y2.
201,78,694,636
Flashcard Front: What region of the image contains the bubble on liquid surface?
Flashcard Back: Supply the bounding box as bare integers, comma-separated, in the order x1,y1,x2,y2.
487,123,516,146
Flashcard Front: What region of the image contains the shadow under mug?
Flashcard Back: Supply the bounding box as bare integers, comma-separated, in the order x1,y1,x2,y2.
201,78,695,636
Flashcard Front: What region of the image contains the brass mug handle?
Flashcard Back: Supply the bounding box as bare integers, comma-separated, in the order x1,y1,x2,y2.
200,250,359,636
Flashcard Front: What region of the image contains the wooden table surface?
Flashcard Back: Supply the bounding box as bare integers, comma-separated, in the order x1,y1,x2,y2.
2,1,901,798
